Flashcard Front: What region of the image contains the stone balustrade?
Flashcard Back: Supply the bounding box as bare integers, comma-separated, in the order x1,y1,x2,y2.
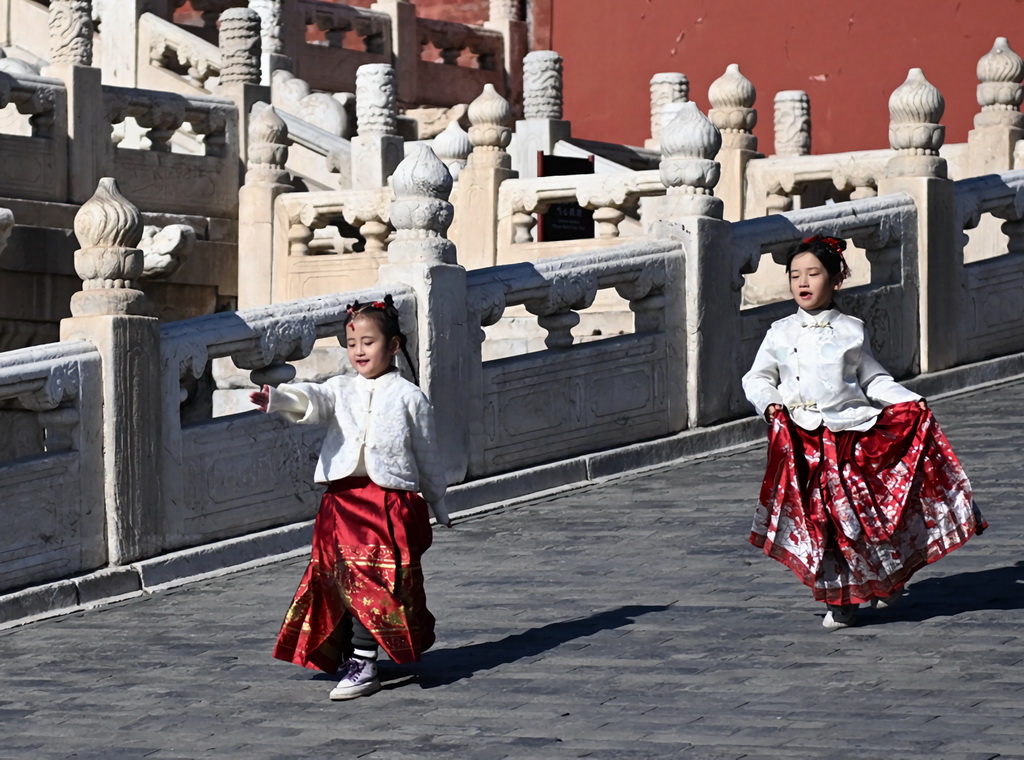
495,170,665,259
4,146,1024,608
0,70,67,200
139,11,222,94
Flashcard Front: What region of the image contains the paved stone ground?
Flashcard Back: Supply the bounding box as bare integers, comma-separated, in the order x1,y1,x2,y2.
1,381,1023,760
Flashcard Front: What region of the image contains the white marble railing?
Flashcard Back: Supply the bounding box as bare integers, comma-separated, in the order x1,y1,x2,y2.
0,340,105,591
496,170,665,259
139,12,222,93
465,240,683,475
0,71,67,201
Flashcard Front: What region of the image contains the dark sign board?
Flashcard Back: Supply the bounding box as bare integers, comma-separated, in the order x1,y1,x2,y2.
536,153,595,242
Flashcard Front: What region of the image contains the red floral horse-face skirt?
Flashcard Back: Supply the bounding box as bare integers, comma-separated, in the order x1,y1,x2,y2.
273,477,436,673
751,402,985,606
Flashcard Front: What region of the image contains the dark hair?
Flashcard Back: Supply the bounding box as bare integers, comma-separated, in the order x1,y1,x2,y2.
786,235,851,280
344,294,418,383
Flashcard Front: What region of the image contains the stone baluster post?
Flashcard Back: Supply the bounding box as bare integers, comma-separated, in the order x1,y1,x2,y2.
646,72,689,150
449,84,515,269
773,90,810,157
249,0,292,85
968,38,1024,175
434,120,473,181
58,178,163,564
48,0,93,67
877,68,956,373
351,63,404,190
217,8,270,186
708,63,758,221
371,0,417,106
647,103,736,426
42,0,104,204
486,0,527,119
378,146,469,485
238,106,290,309
512,50,571,179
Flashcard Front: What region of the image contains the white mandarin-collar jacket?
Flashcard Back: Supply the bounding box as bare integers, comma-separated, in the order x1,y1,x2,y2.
266,370,449,525
742,308,921,432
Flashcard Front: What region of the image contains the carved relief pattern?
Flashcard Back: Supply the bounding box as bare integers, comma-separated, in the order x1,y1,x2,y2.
977,37,1024,111
250,0,284,55
49,0,93,67
774,90,810,157
234,317,318,369
523,51,563,121
659,102,722,195
650,73,689,143
139,224,197,280
71,177,149,317
19,362,81,413
218,8,262,85
162,335,211,383
356,64,396,137
888,68,945,155
247,106,289,184
708,64,756,134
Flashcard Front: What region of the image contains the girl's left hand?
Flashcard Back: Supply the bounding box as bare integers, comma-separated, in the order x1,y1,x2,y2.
916,398,928,411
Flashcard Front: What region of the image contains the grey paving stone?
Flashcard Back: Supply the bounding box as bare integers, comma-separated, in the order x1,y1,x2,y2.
0,381,1022,758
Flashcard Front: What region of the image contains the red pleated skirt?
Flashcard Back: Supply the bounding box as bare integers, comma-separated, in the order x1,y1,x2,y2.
273,476,436,673
751,402,986,605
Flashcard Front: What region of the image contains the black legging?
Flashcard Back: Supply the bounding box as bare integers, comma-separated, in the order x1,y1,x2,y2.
350,616,378,653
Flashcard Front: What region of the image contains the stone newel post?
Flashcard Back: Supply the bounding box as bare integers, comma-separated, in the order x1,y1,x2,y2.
649,103,736,425
773,90,811,157
968,37,1024,174
708,63,758,221
238,106,290,309
48,0,93,67
450,84,516,269
60,178,163,564
878,68,955,374
378,146,469,484
646,72,690,150
512,50,571,179
351,63,403,190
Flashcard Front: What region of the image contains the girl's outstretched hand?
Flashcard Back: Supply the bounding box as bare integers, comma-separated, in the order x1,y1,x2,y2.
250,384,271,412
766,403,783,422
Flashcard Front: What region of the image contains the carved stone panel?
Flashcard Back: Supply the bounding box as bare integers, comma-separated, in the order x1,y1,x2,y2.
0,452,104,592
478,333,669,476
962,253,1024,362
174,415,322,547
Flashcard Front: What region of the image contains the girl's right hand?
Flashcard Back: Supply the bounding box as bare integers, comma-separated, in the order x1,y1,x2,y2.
250,384,271,412
766,404,783,422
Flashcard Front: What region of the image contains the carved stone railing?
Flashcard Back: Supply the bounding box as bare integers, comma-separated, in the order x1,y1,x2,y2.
410,18,506,109
102,85,238,216
0,339,105,592
159,285,415,545
464,239,684,475
139,11,222,94
724,193,920,421
286,0,392,96
952,169,1024,362
495,170,666,262
0,71,67,201
271,187,392,301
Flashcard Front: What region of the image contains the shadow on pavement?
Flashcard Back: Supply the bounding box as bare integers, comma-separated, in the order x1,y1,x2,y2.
867,561,1024,624
393,603,670,688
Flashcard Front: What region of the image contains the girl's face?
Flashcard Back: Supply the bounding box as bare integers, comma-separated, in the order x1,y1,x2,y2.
346,315,400,379
789,251,841,311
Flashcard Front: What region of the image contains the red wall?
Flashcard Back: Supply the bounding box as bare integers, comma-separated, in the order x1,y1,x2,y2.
550,0,1024,153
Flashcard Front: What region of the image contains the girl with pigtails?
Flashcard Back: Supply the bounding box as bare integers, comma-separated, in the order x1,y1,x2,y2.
743,235,985,630
251,294,451,700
